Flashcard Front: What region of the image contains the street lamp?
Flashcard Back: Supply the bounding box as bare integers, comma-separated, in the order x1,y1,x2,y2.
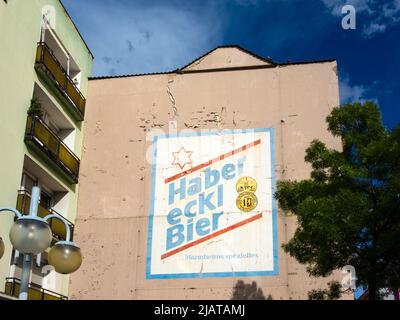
48,241,82,274
0,186,82,300
9,216,52,254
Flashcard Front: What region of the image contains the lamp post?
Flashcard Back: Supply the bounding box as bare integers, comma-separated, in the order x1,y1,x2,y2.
0,186,81,300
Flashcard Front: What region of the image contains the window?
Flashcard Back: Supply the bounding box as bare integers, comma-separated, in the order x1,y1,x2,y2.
42,111,60,134
21,171,38,192
20,170,53,209
40,190,52,209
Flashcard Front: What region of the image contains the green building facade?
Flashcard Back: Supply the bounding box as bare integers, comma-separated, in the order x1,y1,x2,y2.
0,0,93,299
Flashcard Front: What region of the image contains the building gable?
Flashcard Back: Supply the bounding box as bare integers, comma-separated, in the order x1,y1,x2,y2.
180,45,274,72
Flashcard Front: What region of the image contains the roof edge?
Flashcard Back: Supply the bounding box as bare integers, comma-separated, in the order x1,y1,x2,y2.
278,59,336,66
59,0,94,59
89,58,336,81
178,44,276,71
89,70,176,80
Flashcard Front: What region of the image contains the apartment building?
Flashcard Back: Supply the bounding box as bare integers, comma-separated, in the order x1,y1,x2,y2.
0,0,93,299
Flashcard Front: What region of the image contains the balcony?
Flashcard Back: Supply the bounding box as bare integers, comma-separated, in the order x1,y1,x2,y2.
16,190,74,242
25,115,80,184
35,42,86,121
4,278,67,300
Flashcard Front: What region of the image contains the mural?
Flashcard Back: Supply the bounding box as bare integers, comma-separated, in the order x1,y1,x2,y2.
146,128,278,279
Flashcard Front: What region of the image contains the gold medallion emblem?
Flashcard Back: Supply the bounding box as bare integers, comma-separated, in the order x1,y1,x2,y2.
236,176,258,212
236,192,258,212
236,176,257,193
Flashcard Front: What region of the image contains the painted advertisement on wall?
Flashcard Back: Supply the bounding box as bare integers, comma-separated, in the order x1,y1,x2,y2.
146,128,278,279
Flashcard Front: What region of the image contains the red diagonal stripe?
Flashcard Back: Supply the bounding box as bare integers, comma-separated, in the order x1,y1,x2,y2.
164,139,261,184
161,213,263,260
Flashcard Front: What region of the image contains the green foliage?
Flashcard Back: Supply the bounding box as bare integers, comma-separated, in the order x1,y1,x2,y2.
231,280,267,300
27,97,43,117
275,101,400,300
308,281,343,300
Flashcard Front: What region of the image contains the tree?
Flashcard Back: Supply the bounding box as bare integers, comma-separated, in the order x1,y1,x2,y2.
275,101,400,300
231,280,267,300
308,281,342,300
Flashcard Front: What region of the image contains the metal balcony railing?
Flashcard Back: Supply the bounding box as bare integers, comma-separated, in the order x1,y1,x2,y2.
25,115,80,184
16,190,74,242
4,278,67,300
35,42,86,121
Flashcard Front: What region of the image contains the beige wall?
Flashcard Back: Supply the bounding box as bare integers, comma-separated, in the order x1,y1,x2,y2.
70,48,348,300
183,47,272,71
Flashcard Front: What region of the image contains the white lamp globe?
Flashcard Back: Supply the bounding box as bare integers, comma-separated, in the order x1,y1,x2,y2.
48,241,82,274
9,217,52,254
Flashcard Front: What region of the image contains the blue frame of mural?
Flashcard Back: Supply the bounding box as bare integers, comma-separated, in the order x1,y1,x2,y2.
146,128,279,279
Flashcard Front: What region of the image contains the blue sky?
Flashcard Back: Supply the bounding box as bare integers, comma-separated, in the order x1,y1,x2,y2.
62,0,400,129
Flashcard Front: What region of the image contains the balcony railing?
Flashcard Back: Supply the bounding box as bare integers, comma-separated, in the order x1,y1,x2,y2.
25,115,80,184
4,278,67,300
16,190,74,242
35,42,86,121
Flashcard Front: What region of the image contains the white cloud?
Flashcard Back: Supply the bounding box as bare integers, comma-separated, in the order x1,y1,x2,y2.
339,75,377,104
362,22,387,37
322,0,374,16
382,0,400,23
322,0,400,37
63,1,223,76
